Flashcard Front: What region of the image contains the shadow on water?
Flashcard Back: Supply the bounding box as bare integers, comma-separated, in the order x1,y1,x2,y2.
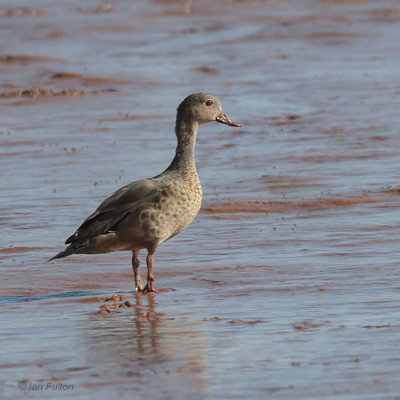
0,290,105,304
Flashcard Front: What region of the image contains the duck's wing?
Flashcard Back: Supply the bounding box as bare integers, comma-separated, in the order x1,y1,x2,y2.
65,178,163,244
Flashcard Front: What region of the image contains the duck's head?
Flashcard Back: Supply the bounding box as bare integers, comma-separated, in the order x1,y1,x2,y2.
177,92,242,127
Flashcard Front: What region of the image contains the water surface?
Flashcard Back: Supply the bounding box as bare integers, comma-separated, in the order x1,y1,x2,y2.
1,0,400,398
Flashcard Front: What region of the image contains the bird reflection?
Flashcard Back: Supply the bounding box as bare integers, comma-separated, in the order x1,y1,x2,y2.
133,293,160,353
84,292,207,396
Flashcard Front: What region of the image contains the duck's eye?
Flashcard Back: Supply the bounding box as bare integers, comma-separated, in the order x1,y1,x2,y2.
206,100,213,106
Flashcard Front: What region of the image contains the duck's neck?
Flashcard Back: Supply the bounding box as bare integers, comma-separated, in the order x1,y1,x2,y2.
167,117,199,173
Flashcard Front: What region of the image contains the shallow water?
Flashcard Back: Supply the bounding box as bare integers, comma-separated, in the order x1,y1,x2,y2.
1,0,400,398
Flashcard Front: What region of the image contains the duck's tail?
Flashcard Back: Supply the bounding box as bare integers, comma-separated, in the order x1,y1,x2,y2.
48,246,75,261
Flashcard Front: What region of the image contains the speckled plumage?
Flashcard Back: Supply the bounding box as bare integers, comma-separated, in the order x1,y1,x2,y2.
50,92,241,292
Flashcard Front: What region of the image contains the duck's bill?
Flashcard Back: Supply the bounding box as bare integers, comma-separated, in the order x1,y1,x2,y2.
216,112,242,127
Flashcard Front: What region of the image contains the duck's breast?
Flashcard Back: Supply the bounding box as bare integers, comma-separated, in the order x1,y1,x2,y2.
117,175,202,250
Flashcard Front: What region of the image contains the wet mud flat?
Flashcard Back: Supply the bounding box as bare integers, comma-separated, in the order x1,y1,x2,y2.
2,0,400,399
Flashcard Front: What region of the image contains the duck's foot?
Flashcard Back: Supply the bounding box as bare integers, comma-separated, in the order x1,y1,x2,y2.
135,284,144,293
137,285,158,294
135,278,153,293
135,287,176,294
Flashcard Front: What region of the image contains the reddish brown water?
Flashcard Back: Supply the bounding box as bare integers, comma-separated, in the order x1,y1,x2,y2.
2,0,400,398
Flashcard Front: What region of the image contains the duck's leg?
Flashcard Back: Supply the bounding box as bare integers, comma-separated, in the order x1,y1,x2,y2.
143,251,156,293
132,250,144,292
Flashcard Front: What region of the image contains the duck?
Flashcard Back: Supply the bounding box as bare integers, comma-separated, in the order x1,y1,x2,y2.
50,92,242,293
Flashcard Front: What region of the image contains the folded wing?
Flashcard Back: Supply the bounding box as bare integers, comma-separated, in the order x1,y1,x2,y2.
65,178,163,245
